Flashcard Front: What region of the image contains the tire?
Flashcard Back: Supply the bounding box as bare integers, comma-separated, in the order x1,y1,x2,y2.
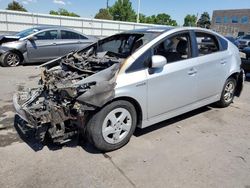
1,51,22,67
217,78,236,108
86,100,137,152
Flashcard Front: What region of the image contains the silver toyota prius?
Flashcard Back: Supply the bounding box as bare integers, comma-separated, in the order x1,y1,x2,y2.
13,27,244,151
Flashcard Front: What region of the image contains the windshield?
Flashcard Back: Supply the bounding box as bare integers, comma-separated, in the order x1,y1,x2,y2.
242,35,250,40
15,28,41,38
96,32,161,58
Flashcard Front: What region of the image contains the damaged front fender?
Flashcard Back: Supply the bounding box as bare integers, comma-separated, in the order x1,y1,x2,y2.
76,63,120,107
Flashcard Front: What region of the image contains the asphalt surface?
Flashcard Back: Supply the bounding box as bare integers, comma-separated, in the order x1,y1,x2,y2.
0,66,250,188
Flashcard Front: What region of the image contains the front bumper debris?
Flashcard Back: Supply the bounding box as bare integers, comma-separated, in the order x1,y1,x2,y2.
13,89,78,144
13,91,50,142
13,93,29,123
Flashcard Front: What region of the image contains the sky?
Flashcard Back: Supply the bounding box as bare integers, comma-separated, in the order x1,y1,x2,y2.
0,0,250,25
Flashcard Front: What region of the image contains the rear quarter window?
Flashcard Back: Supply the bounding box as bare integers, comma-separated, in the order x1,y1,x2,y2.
217,36,228,51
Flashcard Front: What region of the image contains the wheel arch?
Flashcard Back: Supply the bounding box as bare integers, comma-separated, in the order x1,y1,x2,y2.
109,96,143,127
9,49,24,62
227,70,244,97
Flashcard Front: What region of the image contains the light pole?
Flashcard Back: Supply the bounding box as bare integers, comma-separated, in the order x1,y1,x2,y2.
136,0,141,23
106,0,109,8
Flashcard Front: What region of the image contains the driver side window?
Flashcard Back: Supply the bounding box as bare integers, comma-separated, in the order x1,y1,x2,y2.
154,32,191,63
35,30,58,40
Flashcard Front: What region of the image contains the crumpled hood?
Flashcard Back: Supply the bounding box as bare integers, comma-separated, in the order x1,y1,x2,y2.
0,35,20,45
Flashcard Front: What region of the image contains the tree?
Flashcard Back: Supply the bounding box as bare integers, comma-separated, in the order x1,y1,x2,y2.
49,8,80,17
138,13,147,23
197,12,211,28
109,0,136,22
155,13,177,26
6,1,27,12
139,13,177,26
95,8,113,20
183,14,197,26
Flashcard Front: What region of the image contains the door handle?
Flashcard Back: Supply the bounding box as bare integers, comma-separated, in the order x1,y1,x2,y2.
188,68,197,76
136,82,146,87
52,43,57,46
220,60,226,65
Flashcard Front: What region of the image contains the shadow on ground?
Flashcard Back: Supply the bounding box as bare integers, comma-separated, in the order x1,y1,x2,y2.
13,106,212,153
134,106,211,137
14,115,101,154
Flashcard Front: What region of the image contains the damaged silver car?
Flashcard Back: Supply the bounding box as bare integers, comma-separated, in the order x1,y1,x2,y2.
0,27,96,67
14,27,244,151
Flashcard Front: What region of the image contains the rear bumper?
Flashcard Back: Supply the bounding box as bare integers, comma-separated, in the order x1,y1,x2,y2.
235,69,245,97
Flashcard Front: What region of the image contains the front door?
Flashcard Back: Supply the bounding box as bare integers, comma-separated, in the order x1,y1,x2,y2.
147,32,198,119
26,30,59,62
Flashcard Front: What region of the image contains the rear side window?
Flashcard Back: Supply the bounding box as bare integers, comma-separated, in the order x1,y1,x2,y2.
61,30,86,39
195,32,220,56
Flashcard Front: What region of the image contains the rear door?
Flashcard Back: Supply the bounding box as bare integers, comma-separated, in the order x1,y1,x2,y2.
193,31,229,101
57,30,93,56
26,29,59,62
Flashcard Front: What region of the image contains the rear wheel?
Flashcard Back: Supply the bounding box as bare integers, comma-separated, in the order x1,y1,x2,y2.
217,78,236,107
86,100,137,152
1,51,22,67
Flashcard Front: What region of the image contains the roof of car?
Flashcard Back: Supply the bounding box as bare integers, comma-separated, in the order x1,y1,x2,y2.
126,26,174,34
32,26,74,31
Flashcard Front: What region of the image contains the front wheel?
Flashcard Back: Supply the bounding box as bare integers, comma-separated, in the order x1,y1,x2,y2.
217,78,236,107
1,51,22,67
86,100,137,152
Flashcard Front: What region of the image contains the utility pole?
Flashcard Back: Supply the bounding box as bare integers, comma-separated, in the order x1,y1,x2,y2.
106,0,109,9
136,0,141,23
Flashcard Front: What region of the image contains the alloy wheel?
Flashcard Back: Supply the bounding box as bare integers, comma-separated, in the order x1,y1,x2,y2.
223,81,235,103
6,53,20,67
102,108,132,144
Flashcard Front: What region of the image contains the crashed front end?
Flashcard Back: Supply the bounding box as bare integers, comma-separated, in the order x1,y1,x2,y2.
13,50,122,144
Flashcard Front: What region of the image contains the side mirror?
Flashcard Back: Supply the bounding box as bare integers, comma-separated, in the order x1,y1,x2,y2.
28,35,37,41
151,55,167,68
